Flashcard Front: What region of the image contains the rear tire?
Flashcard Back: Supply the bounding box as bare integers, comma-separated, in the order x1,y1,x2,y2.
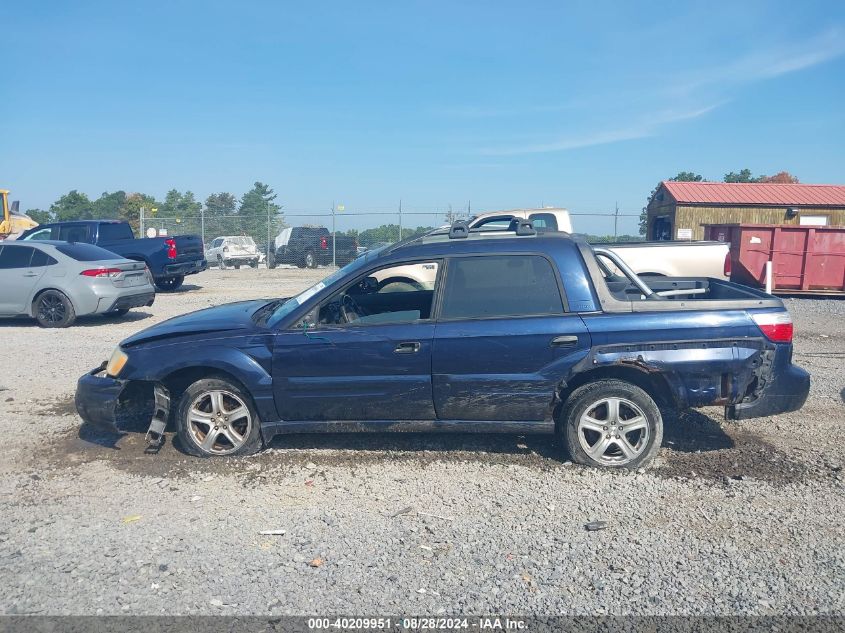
34,290,76,328
176,377,263,457
217,256,226,270
155,275,184,291
559,379,662,470
304,250,316,268
250,259,258,268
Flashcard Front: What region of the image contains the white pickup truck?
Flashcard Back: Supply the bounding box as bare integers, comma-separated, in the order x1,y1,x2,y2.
374,209,731,289
465,209,730,279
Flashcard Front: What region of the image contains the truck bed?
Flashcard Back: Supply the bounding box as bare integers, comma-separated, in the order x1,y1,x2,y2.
583,243,781,312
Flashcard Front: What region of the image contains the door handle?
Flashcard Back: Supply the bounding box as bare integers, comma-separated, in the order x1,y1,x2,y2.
550,335,579,348
23,271,39,277
394,341,421,354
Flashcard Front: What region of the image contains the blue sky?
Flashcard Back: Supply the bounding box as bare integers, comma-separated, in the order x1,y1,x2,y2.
3,0,844,234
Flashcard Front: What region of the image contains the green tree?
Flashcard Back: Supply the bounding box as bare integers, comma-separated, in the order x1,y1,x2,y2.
757,171,799,184
204,192,238,238
723,169,754,183
26,209,53,224
723,169,799,183
93,190,127,220
156,190,202,236
354,224,433,247
120,193,159,234
640,172,705,236
50,190,94,221
238,182,284,244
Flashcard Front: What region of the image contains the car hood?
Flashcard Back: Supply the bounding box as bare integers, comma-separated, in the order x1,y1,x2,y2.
121,299,273,348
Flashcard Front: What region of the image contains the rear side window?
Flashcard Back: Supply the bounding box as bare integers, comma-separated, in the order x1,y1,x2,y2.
440,255,564,320
0,245,36,269
58,224,92,243
30,249,58,267
97,223,133,242
55,243,120,261
23,227,55,241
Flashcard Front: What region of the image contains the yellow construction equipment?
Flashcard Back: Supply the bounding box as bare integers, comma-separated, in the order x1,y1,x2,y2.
0,189,39,240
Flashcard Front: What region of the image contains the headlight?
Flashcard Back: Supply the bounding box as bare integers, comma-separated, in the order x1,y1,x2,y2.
106,348,129,377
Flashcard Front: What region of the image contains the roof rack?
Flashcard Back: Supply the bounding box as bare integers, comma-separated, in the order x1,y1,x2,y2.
383,217,559,255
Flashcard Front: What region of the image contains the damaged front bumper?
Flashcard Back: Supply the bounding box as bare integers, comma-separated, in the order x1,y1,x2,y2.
75,364,170,446
75,362,126,431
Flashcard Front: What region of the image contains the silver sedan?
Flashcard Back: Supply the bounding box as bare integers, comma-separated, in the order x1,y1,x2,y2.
0,240,155,327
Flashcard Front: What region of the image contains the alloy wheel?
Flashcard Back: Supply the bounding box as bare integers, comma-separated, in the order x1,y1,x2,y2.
577,397,650,465
187,390,252,455
38,294,66,324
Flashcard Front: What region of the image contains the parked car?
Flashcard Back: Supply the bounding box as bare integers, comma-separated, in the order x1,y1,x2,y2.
0,241,154,328
206,236,261,269
268,226,358,269
19,220,207,291
465,209,731,279
76,226,808,469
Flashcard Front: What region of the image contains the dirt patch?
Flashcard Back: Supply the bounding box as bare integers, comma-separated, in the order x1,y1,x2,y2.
40,415,829,486
655,410,822,484
35,396,78,418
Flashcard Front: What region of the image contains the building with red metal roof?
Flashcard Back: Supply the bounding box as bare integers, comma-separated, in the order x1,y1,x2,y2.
645,181,845,241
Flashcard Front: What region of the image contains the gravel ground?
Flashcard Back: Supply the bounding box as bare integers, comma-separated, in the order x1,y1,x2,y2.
0,268,843,616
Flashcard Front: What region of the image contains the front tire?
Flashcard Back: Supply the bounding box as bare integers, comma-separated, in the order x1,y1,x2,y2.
304,250,316,268
217,256,226,270
176,377,263,457
34,290,76,328
155,275,184,291
560,379,662,469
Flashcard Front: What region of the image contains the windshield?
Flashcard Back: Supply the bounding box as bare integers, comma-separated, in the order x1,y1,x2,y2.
264,247,386,328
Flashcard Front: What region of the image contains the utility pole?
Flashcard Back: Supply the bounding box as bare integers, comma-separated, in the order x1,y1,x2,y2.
201,206,205,246
331,201,336,268
614,201,619,239
140,206,145,237
266,199,271,265
398,199,403,242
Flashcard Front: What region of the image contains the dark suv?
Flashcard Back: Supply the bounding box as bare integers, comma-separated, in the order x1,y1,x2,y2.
269,226,357,269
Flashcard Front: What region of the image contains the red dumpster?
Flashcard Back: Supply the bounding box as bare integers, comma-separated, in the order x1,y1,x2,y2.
703,223,845,295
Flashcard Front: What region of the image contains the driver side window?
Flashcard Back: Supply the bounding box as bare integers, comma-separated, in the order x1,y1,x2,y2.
316,261,440,327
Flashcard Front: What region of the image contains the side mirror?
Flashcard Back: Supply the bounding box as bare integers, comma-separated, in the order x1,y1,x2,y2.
358,276,378,294
298,308,318,331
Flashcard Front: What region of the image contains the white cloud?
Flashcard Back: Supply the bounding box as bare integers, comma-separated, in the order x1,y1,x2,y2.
479,104,722,156
460,27,845,156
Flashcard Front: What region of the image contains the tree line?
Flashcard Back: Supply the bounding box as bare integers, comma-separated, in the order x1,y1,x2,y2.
639,169,799,235
24,182,284,244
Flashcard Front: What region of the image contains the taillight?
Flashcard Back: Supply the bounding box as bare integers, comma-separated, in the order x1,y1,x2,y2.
320,236,328,250
723,252,732,277
165,238,177,259
80,268,123,278
752,312,793,343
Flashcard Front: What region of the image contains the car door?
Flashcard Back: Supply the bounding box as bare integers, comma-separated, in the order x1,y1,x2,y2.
272,260,442,422
431,254,591,422
0,245,48,314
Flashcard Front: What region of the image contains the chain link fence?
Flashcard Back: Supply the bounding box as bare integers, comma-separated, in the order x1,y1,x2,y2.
139,206,641,268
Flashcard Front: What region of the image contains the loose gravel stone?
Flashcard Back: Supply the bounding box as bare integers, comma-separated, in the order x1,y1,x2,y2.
0,269,843,615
